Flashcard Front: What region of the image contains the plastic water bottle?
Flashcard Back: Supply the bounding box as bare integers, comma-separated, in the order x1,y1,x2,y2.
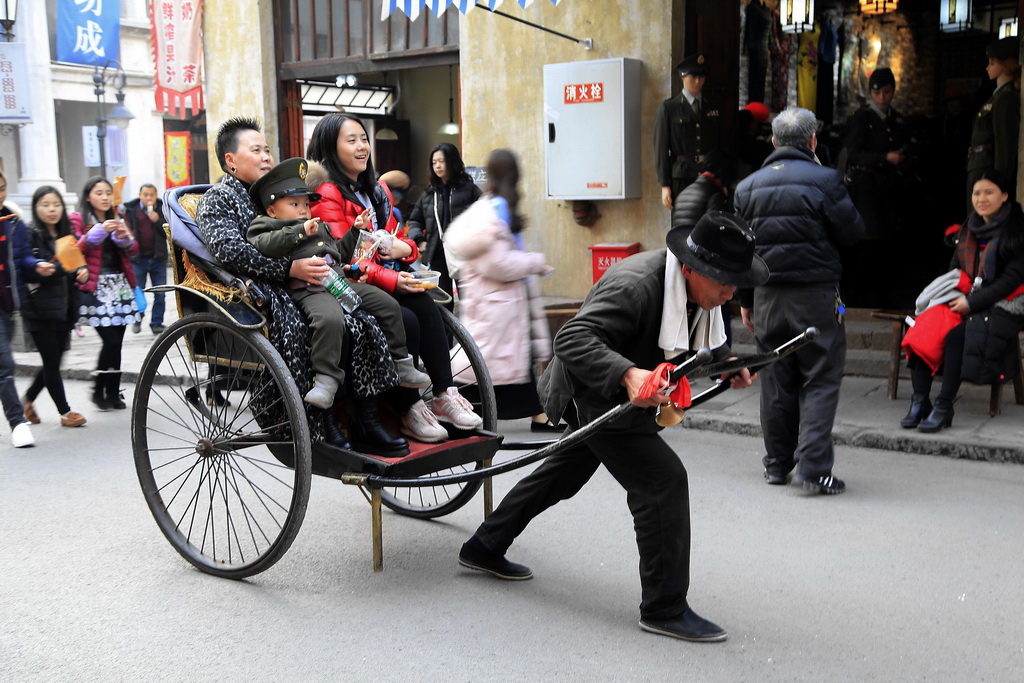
322,269,362,313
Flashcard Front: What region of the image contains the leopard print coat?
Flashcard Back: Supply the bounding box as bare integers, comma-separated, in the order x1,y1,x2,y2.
196,174,398,441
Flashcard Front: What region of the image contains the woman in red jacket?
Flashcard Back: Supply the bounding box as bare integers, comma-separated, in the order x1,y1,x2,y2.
69,176,140,411
306,113,482,443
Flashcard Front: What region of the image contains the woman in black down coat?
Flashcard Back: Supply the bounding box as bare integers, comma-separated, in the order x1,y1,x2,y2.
906,170,1024,433
20,186,88,427
405,143,482,307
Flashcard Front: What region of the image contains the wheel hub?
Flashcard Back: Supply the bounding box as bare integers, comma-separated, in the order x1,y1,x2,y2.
195,438,215,458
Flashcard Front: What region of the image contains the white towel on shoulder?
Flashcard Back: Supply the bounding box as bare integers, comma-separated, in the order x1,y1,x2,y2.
659,251,727,359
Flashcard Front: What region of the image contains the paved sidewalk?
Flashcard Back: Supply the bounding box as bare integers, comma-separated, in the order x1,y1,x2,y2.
13,301,1024,464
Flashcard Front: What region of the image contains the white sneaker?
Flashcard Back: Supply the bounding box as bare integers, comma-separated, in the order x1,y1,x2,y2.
400,400,448,443
12,422,35,448
430,387,484,431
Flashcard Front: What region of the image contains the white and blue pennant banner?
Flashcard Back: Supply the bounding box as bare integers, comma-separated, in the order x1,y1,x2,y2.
382,0,563,20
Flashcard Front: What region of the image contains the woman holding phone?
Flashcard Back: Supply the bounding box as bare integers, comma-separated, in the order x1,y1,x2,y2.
70,176,140,411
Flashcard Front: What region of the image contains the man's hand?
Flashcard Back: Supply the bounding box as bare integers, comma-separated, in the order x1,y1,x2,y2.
741,307,755,333
303,218,319,236
75,268,89,283
621,367,670,409
885,150,905,165
661,186,673,211
725,365,756,390
290,256,330,285
35,261,55,277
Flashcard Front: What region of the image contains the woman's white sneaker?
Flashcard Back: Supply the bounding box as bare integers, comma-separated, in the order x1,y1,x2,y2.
400,400,449,443
430,387,484,430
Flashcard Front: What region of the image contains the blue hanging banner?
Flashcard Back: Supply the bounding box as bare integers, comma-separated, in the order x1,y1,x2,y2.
56,0,121,66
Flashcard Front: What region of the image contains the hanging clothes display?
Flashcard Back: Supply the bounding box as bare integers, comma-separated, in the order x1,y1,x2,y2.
816,17,839,123
797,27,821,112
744,0,772,105
769,7,795,112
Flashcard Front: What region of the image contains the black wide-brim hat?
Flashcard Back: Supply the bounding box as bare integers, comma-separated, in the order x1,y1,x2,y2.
666,211,769,288
249,157,321,213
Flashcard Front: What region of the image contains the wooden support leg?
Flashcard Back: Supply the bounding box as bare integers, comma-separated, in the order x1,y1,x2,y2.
1014,340,1024,405
990,382,1003,417
483,457,493,518
371,488,383,573
888,319,902,400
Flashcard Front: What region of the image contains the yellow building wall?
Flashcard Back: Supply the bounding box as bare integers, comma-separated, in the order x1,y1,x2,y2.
203,0,281,178
461,1,684,300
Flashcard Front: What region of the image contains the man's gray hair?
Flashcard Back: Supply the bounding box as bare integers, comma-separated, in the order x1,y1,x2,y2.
771,107,817,148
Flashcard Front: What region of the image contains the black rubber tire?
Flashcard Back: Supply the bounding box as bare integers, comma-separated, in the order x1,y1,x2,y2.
379,306,497,519
132,313,312,579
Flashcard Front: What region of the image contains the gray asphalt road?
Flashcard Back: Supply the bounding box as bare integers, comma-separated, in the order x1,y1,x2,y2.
3,380,1023,682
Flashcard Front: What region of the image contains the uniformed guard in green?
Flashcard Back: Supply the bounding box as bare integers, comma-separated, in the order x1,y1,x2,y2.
967,37,1020,202
844,67,909,241
654,54,722,210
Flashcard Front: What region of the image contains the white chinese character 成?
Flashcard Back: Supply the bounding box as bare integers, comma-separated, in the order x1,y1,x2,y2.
74,21,106,57
75,0,103,17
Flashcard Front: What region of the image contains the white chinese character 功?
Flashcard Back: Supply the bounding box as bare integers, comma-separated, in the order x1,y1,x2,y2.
75,0,103,16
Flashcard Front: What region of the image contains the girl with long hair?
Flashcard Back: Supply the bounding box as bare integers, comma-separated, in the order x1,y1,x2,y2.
20,186,88,427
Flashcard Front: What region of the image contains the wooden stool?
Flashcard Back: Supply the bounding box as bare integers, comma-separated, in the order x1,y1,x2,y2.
871,310,912,400
872,310,1024,416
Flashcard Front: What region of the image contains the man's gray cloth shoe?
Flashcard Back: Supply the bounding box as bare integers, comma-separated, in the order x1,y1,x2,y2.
304,376,339,409
458,537,533,580
131,322,141,334
395,355,430,388
639,609,728,643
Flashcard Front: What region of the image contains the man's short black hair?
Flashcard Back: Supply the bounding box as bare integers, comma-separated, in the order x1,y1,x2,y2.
215,117,261,173
139,183,158,193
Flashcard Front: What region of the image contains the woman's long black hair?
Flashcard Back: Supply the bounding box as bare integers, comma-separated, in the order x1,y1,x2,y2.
30,185,73,238
428,142,472,192
976,169,1024,259
306,113,376,192
484,149,524,234
77,176,116,224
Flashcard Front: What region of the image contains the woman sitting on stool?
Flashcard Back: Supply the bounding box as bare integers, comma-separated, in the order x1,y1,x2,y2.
903,170,1024,432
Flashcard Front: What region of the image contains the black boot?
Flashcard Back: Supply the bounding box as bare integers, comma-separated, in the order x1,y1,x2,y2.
322,410,351,449
106,371,126,410
918,398,954,433
348,396,409,456
92,373,112,411
900,394,933,429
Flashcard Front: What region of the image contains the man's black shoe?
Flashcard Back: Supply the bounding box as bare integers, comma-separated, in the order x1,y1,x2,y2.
803,474,846,495
763,468,791,485
639,608,728,643
458,536,533,580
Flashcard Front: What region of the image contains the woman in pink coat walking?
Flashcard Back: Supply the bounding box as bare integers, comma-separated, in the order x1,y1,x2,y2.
445,149,562,431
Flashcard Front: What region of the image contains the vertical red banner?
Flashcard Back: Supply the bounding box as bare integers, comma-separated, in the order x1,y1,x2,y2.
164,132,192,187
150,0,205,118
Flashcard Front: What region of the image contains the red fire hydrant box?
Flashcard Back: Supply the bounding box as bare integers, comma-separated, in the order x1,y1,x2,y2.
588,242,640,283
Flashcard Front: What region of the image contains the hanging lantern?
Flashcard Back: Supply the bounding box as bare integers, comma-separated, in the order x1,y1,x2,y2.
1000,17,1018,38
780,0,815,34
860,0,898,15
939,0,972,33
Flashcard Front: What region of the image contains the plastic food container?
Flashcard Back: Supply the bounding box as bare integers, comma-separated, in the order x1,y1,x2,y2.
409,270,441,289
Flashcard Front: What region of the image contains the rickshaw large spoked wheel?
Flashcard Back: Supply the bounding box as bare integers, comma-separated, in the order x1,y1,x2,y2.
379,306,496,519
132,312,312,578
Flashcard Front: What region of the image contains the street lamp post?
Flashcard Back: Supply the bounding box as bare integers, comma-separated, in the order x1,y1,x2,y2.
93,60,135,178
0,0,18,42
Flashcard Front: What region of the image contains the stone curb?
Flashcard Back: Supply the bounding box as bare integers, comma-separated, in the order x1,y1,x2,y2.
683,413,1024,466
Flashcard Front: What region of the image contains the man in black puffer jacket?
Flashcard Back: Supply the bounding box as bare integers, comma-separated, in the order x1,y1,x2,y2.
734,107,865,495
